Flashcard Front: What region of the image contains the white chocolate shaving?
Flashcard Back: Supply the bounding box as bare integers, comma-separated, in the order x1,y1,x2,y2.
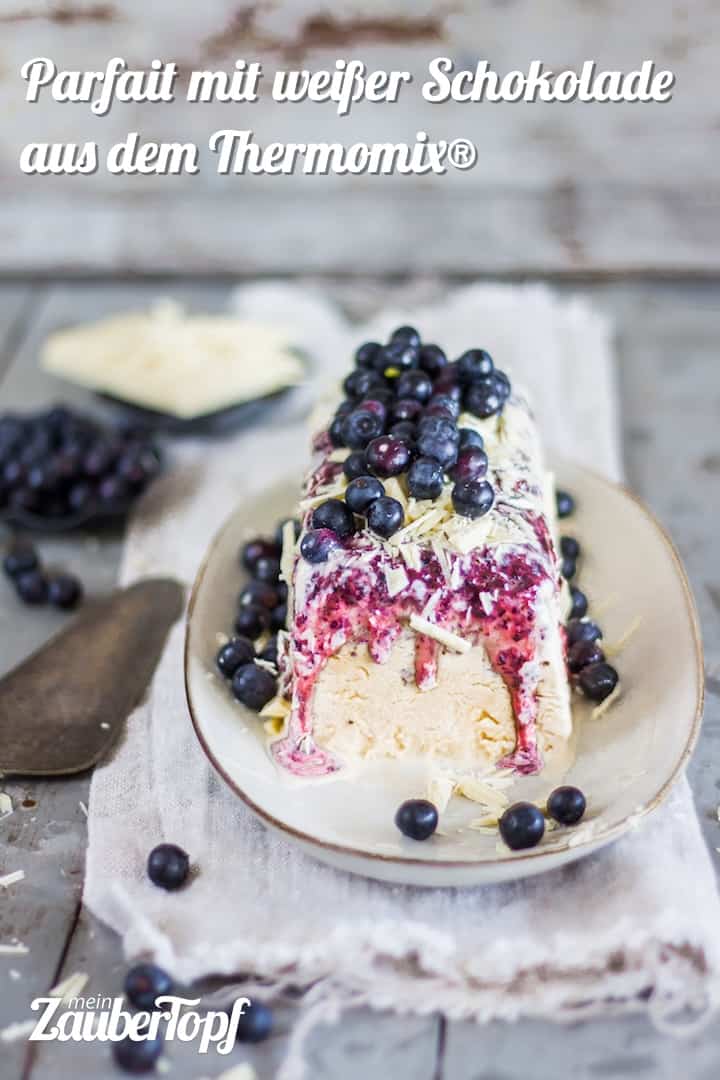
408,615,471,654
384,565,409,598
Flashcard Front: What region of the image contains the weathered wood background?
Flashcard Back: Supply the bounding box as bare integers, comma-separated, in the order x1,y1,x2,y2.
0,0,718,275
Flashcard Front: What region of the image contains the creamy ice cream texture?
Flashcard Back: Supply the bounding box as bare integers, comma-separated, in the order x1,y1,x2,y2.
270,385,573,779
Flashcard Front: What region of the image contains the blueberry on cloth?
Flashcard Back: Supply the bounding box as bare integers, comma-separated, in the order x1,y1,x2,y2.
147,844,190,890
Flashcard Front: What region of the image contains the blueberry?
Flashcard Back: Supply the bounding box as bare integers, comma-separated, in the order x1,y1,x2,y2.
125,963,173,1010
276,581,288,603
418,344,447,376
499,802,545,850
68,482,95,514
259,636,279,666
15,570,49,605
433,365,462,397
252,556,281,584
300,528,341,564
241,538,279,573
113,1032,164,1073
561,556,577,580
83,442,115,478
217,637,255,678
560,536,581,560
239,580,279,611
231,663,277,711
334,399,355,419
341,409,385,450
345,476,385,515
3,545,39,579
390,421,417,447
395,370,433,404
48,574,83,611
235,999,274,1044
343,369,384,400
578,662,619,703
458,348,494,382
147,843,190,890
274,518,301,549
98,475,131,506
234,604,271,639
452,479,494,519
566,618,602,646
547,786,586,826
391,398,423,423
365,436,411,479
363,387,395,408
458,428,484,451
407,457,444,500
569,586,588,620
394,799,438,841
567,639,605,674
312,498,355,538
355,341,381,369
556,489,575,518
358,398,388,424
390,325,421,349
464,381,503,419
375,341,417,375
339,451,363,481
417,415,459,442
492,370,512,402
329,416,346,448
270,603,287,631
416,431,458,469
425,393,461,420
9,487,40,514
449,446,488,483
3,460,26,488
366,496,404,539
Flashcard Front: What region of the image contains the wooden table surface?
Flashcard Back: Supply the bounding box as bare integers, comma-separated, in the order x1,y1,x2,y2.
1,276,719,1080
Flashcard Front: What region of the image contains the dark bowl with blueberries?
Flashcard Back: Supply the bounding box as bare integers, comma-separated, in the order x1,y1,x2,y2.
0,405,163,533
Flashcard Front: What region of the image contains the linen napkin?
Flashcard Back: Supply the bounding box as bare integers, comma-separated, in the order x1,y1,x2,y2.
85,283,720,1076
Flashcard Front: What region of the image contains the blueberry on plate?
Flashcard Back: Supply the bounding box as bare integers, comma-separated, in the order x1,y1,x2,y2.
234,604,271,640
560,535,581,560
418,344,447,376
253,555,281,584
457,348,494,382
390,325,421,349
395,370,433,404
567,639,605,674
300,528,342,564
47,573,83,611
366,496,404,539
499,802,545,850
345,476,385,515
556,489,575,518
15,570,49,605
407,457,444,501
457,428,484,451
3,545,39,579
568,586,588,620
395,799,438,841
113,1031,164,1074
340,409,385,450
365,436,411,479
238,580,278,611
566,618,602,646
343,450,368,481
241,538,279,573
355,340,381,369
235,999,274,1044
312,498,355,538
147,843,190,890
216,637,255,678
578,661,619,703
547,786,586,826
449,446,488,483
451,479,495,519
231,663,277,711
125,963,173,1010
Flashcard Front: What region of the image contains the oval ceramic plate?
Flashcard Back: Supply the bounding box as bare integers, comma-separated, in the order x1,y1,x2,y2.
185,461,703,887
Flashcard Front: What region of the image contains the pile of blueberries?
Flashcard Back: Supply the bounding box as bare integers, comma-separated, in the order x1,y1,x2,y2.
300,326,512,564
0,405,161,524
556,489,619,705
215,519,300,713
2,541,82,610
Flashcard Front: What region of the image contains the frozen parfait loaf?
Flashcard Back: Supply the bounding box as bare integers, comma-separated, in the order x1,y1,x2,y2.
272,328,572,778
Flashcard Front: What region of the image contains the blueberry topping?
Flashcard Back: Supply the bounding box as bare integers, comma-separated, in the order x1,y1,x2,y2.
464,381,503,419
556,489,575,518
376,341,418,375
358,398,388,424
560,556,577,580
449,446,489,483
3,545,39,579
394,799,438,841
343,369,384,400
15,570,49,605
566,618,602,645
235,1000,274,1044
340,409,385,450
416,430,459,469
366,496,404,538
334,399,354,419
147,843,190,890
252,555,281,584
451,479,495,519
458,348,494,382
113,1031,164,1073
560,536,581,560
547,786,586,826
329,416,346,448
270,603,287,631
259,636,279,666
390,421,417,445
567,639,605,674
47,573,83,611
312,498,356,538
390,325,421,349
395,370,433,404
300,528,341,564
499,802,545,850
418,344,447,376
457,428,484,451
492,370,512,402
407,457,444,501
425,393,461,420
568,586,588,620
217,636,255,678
345,476,385,514
365,436,411,478
125,963,173,1010
417,415,459,441
355,341,381,369
391,398,423,423
241,538,279,573
343,450,369,481
232,662,277,710
578,661,619,702
239,580,279,611
274,517,301,549
234,604,271,640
